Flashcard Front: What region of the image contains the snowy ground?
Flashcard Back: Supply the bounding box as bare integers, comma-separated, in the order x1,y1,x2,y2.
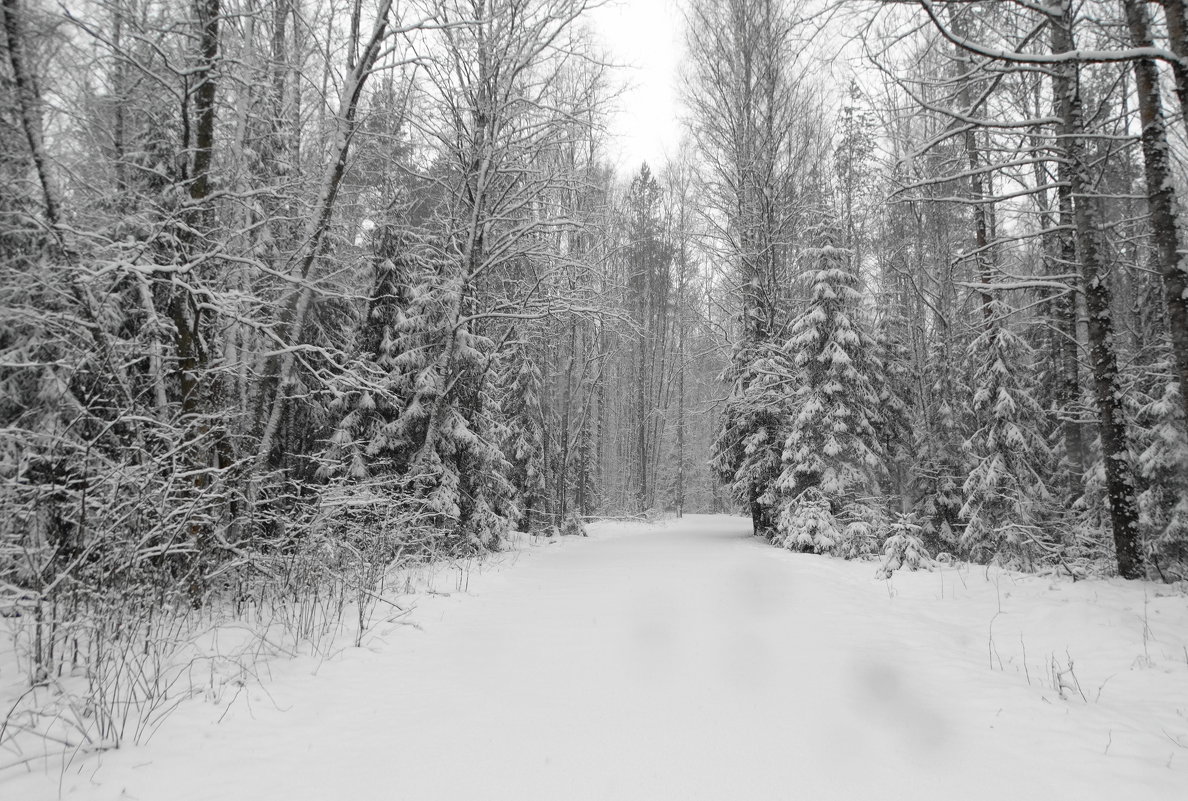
4,514,1187,800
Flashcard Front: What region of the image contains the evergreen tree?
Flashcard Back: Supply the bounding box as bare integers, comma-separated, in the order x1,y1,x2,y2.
575,382,599,518
871,300,915,510
1136,371,1188,577
912,336,970,555
958,307,1055,566
623,164,675,511
501,339,546,532
405,313,517,550
878,517,932,578
774,245,885,553
320,232,423,481
711,338,793,539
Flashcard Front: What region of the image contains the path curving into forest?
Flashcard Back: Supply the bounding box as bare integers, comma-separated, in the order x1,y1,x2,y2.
12,514,1183,800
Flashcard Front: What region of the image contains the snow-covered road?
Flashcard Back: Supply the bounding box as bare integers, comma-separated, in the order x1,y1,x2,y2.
10,514,1187,799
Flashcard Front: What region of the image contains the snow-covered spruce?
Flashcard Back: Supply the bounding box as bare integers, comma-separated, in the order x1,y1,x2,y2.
958,307,1055,569
773,244,886,553
712,338,794,539
500,338,547,533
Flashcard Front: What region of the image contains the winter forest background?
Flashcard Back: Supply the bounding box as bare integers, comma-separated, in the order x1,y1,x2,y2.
4,0,1188,766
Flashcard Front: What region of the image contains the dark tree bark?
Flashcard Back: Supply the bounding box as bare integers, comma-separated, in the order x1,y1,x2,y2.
189,0,219,205
3,0,59,225
1054,5,1143,579
1159,0,1188,128
749,483,764,537
1122,0,1188,435
558,321,577,522
635,345,649,511
950,17,996,327
112,1,128,195
169,0,221,423
1054,184,1085,484
675,319,686,518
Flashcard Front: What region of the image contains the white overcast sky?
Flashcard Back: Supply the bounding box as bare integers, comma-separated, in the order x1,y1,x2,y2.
587,0,685,176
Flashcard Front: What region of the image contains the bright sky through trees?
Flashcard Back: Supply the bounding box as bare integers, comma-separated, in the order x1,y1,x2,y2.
590,0,684,173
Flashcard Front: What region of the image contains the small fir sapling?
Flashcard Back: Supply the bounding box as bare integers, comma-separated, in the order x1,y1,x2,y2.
837,511,881,560
776,488,839,553
879,517,933,578
560,514,588,537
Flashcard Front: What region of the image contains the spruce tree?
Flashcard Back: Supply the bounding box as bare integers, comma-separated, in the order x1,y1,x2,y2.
878,517,932,578
1136,372,1188,575
711,338,793,539
405,318,517,550
913,336,970,555
959,306,1054,567
871,300,915,510
501,339,546,533
774,244,885,553
321,232,423,481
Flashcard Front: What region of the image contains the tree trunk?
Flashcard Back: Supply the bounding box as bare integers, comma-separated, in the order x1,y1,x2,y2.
635,333,648,511
168,0,220,432
1034,84,1086,490
1122,0,1188,432
3,0,59,224
189,0,219,205
1055,4,1143,578
951,27,995,327
1159,0,1188,128
749,483,764,537
112,1,128,195
675,316,686,518
558,320,577,522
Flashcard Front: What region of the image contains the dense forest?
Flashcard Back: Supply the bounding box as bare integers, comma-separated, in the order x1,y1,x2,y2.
3,0,1188,763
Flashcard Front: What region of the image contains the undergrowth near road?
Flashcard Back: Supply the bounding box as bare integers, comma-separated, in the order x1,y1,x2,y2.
0,487,499,776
